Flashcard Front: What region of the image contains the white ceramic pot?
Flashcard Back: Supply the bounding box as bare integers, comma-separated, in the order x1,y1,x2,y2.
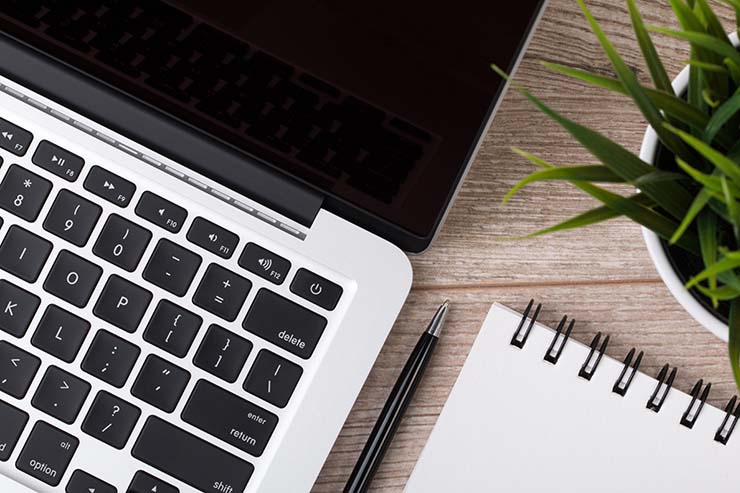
640,63,728,341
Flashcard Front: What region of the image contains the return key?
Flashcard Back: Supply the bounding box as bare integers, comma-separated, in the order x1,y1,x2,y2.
182,380,278,457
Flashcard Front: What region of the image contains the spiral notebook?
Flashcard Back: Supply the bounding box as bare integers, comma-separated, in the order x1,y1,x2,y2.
405,302,740,492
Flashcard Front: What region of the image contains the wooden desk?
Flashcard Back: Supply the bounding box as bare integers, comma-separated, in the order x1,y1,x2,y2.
314,1,737,490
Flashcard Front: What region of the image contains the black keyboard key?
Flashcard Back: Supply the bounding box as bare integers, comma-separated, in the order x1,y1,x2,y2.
67,470,116,493
132,416,254,493
0,341,40,399
0,400,28,461
82,391,141,449
193,264,251,322
43,190,102,246
44,250,103,308
187,217,239,259
244,350,303,408
32,366,91,424
0,280,40,337
32,140,84,182
82,330,140,388
0,165,52,221
131,355,190,413
128,471,179,493
16,421,78,486
239,242,291,285
183,380,278,457
84,165,136,207
136,191,187,233
94,275,153,333
31,305,90,363
193,325,252,383
0,225,53,282
243,289,327,359
93,214,152,272
143,300,202,358
143,240,202,296
290,268,343,311
0,118,33,156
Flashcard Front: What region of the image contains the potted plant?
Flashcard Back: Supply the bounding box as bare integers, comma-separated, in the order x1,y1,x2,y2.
496,0,740,388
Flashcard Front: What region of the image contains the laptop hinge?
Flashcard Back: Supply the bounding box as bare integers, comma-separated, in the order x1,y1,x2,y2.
0,30,324,228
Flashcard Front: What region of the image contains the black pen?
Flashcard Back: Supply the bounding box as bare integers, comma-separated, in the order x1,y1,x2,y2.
345,300,449,493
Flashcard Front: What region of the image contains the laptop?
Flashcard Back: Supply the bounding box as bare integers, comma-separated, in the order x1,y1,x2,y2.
0,1,547,492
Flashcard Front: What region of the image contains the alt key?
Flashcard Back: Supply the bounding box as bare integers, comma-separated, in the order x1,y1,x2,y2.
290,268,343,311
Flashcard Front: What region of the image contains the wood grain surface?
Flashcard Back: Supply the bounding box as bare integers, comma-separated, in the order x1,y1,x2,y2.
314,1,738,491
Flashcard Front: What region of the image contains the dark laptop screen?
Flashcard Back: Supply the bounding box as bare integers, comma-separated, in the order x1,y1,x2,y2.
0,1,545,239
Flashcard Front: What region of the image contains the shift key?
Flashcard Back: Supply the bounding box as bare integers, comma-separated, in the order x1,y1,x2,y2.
183,380,278,457
132,416,254,493
243,289,327,359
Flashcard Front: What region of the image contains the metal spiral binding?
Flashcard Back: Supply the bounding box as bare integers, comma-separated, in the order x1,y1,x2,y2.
715,397,740,445
511,301,738,442
543,316,574,364
510,299,541,348
612,348,643,396
681,379,711,429
579,332,609,381
646,364,677,413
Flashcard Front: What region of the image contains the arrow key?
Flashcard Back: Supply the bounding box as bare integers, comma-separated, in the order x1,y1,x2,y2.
0,341,41,399
32,365,91,424
66,469,116,493
128,470,179,493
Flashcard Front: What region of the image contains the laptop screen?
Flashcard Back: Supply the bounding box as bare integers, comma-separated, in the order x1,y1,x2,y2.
0,1,545,240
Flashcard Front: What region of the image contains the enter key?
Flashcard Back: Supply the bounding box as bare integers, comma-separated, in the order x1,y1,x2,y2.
182,380,278,457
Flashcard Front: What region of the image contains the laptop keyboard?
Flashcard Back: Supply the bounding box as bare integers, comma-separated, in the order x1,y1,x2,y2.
0,116,347,492
0,0,433,204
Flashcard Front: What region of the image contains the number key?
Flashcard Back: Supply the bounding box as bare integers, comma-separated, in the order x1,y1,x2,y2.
43,190,102,246
0,165,52,221
93,214,152,272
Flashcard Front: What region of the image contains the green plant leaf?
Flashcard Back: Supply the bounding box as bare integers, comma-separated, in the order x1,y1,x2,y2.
688,59,729,73
675,158,724,192
725,57,740,85
511,148,699,254
491,65,693,220
729,299,740,392
698,210,719,307
576,0,695,164
705,89,740,143
670,187,711,243
697,284,740,300
628,0,675,94
649,26,740,67
695,0,733,46
686,255,740,287
542,62,735,149
722,176,740,241
631,170,687,186
667,124,740,184
502,164,622,205
513,193,655,239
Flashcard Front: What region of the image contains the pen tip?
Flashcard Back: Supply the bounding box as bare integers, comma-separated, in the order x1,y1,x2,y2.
427,300,450,337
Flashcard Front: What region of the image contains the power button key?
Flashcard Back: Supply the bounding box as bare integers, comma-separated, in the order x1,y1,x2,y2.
290,268,343,311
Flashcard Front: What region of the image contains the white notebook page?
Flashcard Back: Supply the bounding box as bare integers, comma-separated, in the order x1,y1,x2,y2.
405,303,739,492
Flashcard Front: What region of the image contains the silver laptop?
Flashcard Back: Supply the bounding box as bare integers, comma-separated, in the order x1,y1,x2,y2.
0,1,546,492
